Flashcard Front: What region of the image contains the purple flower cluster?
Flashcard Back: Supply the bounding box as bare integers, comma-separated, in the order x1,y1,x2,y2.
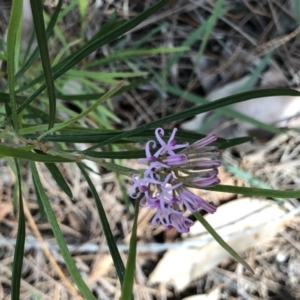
130,128,221,233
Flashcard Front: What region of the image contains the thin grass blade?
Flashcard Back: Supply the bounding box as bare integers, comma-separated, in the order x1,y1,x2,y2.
6,0,23,131
44,163,73,198
121,199,139,300
78,163,125,284
196,0,225,64
33,178,47,222
30,161,96,300
165,85,282,134
11,159,26,300
204,184,300,198
37,81,123,140
13,0,63,83
0,144,71,162
17,0,169,94
194,212,254,273
4,0,169,125
82,88,300,147
57,77,150,101
30,0,56,129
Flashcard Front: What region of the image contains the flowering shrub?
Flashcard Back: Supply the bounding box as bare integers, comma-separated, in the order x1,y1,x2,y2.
130,128,221,233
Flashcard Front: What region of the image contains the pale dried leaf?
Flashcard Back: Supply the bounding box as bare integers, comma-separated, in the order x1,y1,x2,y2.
181,70,300,133
149,198,289,290
86,254,113,289
182,288,220,300
0,202,12,221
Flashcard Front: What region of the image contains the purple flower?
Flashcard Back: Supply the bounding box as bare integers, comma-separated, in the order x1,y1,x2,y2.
191,168,220,187
131,127,221,233
178,188,216,213
162,153,187,165
191,133,218,148
155,128,188,155
168,212,194,233
138,140,170,179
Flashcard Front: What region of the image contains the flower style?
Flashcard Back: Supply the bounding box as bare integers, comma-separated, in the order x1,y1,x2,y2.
131,128,221,233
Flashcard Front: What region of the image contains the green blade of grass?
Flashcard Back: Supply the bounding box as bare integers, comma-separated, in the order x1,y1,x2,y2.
195,0,225,64
6,0,23,132
295,0,300,25
163,0,225,81
129,23,164,50
66,69,148,83
89,10,117,42
32,177,47,222
37,81,123,140
165,85,282,135
17,0,169,93
0,144,71,163
44,163,73,198
164,21,206,76
11,159,26,300
78,0,88,40
121,199,139,299
204,184,300,198
4,0,169,126
56,77,151,101
83,88,300,148
0,93,26,103
1,0,63,93
218,136,253,149
30,0,56,129
30,161,96,300
29,128,226,145
194,212,253,273
221,160,283,203
78,163,125,285
86,47,189,67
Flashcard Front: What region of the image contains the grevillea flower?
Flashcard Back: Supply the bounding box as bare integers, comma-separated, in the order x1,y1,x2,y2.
131,128,221,233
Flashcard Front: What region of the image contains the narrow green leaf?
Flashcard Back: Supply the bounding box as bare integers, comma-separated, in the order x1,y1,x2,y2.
14,0,169,95
57,78,151,101
6,0,23,131
30,0,56,129
194,212,254,273
204,184,300,198
121,199,139,299
13,0,63,83
30,161,96,300
197,0,225,61
0,144,71,163
31,129,221,144
165,85,282,134
218,136,253,149
37,82,123,140
33,177,47,222
89,10,117,42
44,163,73,198
164,20,206,74
78,163,125,284
66,70,147,83
78,0,88,40
4,0,169,125
130,23,164,50
0,93,26,103
86,47,189,67
222,160,283,203
295,0,300,25
83,88,300,147
11,159,26,300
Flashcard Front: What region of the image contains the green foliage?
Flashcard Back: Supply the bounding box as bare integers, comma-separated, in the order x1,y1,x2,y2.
11,160,25,300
